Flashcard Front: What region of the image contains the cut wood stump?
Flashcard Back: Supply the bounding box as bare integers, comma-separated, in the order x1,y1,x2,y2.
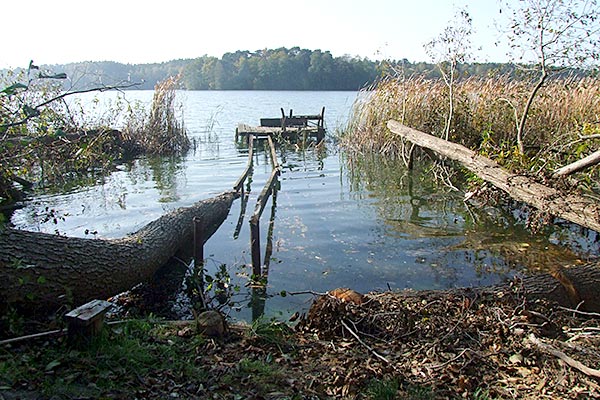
65,299,112,343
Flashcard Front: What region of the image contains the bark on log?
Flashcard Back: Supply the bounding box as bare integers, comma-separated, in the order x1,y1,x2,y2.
387,120,600,233
512,262,600,312
386,262,600,312
0,191,238,312
425,262,600,311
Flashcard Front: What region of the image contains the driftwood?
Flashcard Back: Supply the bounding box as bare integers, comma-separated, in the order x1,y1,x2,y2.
552,149,600,178
528,333,600,379
387,120,600,233
509,262,600,312
0,191,238,312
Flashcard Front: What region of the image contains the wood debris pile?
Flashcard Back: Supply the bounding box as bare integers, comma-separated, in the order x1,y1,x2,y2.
296,283,600,398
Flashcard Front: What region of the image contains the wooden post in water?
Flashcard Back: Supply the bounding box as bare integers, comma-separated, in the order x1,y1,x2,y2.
193,216,204,286
250,218,261,277
280,108,287,133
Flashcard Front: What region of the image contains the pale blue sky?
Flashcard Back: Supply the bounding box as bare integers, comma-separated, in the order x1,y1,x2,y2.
3,0,510,68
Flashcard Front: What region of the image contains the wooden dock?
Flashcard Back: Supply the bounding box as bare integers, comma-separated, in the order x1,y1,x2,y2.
235,107,325,144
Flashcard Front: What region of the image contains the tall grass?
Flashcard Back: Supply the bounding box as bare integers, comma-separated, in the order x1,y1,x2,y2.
123,74,190,155
342,75,600,181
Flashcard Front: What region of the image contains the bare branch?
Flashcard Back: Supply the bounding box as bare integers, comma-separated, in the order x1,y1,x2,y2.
1,80,141,130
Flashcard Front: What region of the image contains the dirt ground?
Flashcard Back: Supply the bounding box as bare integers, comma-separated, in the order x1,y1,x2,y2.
2,280,600,399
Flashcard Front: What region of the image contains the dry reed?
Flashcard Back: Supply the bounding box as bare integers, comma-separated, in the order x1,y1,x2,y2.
123,74,190,155
342,75,600,180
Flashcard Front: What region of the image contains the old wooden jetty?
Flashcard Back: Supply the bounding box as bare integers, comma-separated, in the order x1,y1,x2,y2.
236,107,325,143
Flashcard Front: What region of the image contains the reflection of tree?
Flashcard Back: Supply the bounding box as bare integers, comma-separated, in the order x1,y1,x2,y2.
144,155,184,203
344,153,465,237
342,152,586,281
455,223,583,273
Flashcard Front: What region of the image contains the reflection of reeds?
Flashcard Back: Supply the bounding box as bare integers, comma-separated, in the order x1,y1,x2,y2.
342,75,600,179
124,75,190,155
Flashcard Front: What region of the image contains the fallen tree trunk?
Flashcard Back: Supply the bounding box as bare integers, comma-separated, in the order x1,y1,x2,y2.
0,191,238,312
513,262,600,312
552,149,600,178
387,120,600,233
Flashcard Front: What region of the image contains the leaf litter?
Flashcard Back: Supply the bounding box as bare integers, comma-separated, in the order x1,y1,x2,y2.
1,280,600,399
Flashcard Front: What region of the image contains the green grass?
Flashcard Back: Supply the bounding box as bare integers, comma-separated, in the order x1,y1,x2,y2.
365,378,401,400
247,316,294,351
0,319,207,398
364,379,441,400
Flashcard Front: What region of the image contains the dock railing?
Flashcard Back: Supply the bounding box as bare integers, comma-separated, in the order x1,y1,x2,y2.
233,134,254,239
239,107,325,144
249,135,280,278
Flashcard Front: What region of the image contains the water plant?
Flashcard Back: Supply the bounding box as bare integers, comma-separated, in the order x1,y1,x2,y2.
0,65,191,219
122,74,190,155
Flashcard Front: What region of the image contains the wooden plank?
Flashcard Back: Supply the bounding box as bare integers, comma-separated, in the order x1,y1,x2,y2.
65,299,112,343
65,299,112,325
251,169,280,223
387,120,600,233
293,114,322,120
260,118,281,127
267,135,280,170
234,134,254,191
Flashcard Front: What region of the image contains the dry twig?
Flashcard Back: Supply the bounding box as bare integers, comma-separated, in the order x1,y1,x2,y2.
340,319,390,364
529,333,600,379
557,306,600,319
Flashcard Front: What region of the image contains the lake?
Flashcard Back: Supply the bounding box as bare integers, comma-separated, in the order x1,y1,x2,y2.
10,90,599,321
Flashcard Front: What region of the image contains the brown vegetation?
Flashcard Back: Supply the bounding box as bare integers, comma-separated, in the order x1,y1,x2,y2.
122,74,190,155
0,74,190,208
293,272,600,398
343,76,600,191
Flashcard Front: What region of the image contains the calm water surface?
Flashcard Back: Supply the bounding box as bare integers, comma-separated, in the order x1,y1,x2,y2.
11,90,599,320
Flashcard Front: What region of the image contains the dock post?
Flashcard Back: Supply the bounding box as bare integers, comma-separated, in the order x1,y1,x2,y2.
193,217,204,286
280,108,287,133
250,219,261,278
65,300,112,346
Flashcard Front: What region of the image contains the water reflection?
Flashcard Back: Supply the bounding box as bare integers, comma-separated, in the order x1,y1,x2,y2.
343,152,588,282
10,90,599,323
143,156,185,203
227,135,283,320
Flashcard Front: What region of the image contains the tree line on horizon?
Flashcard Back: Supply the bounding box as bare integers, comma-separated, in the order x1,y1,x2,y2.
6,47,589,92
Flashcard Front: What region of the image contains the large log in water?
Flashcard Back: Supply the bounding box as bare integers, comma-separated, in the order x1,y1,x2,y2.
387,120,600,233
0,191,237,312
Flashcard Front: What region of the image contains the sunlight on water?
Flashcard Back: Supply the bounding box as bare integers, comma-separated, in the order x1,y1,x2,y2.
11,90,598,321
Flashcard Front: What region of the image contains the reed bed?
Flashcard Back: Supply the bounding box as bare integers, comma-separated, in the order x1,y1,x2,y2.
342,75,600,179
123,74,190,155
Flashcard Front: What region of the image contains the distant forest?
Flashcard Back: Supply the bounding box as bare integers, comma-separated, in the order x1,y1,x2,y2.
28,47,536,91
